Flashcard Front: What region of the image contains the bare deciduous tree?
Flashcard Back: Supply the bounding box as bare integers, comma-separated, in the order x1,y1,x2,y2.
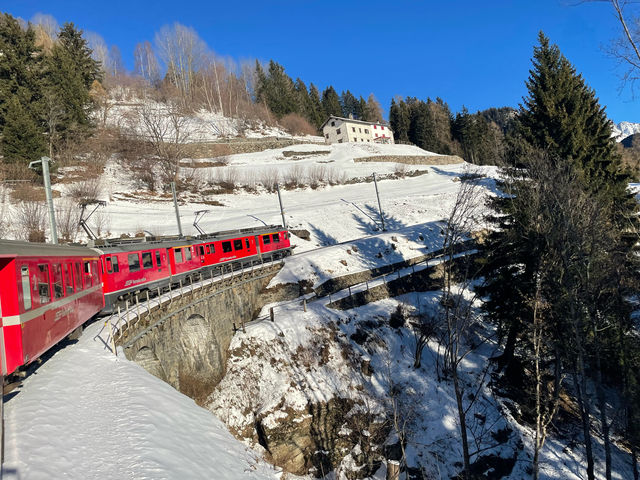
134,41,161,86
154,23,208,107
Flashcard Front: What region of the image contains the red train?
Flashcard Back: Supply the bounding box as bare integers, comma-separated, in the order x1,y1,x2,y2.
0,225,291,376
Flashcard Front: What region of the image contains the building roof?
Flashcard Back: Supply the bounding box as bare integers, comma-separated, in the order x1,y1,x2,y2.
320,115,393,131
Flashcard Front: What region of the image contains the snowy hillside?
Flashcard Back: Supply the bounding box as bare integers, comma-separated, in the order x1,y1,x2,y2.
2,135,633,479
611,120,640,142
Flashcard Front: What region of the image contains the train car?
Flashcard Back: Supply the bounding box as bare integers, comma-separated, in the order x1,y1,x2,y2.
98,225,292,310
0,240,104,375
98,239,184,310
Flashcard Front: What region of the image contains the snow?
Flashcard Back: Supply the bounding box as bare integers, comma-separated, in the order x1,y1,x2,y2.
611,120,640,142
2,320,281,480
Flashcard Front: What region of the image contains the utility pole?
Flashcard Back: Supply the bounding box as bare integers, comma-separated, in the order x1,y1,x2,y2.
171,181,184,238
372,173,386,232
276,182,287,229
28,156,58,244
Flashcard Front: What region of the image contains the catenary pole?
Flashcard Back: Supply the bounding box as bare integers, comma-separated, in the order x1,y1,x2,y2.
28,156,58,244
276,182,287,229
373,173,386,232
171,181,184,238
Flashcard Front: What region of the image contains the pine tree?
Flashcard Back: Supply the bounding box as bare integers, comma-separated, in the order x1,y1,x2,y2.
481,33,638,480
43,22,102,141
340,90,358,118
389,98,410,143
519,32,629,203
308,83,324,128
0,14,47,162
1,96,47,164
321,86,341,118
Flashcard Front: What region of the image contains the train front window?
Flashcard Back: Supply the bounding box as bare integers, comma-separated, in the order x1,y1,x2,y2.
52,263,64,299
37,264,51,304
64,263,74,295
263,235,271,245
112,256,119,273
128,253,140,272
272,233,279,243
142,252,153,269
234,239,243,250
185,248,192,261
21,266,31,310
222,241,232,253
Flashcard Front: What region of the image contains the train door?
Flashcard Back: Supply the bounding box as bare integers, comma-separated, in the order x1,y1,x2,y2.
198,244,206,264
254,235,262,261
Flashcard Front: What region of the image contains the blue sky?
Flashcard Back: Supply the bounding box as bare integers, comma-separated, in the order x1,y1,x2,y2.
3,0,638,123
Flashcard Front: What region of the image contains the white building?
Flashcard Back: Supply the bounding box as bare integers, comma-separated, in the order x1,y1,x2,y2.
320,116,394,145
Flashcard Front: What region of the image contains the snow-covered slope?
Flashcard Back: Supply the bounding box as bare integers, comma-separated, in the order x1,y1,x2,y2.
611,121,640,142
3,320,280,480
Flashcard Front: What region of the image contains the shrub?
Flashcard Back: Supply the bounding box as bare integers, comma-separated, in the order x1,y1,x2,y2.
283,164,305,189
279,113,318,136
260,167,280,193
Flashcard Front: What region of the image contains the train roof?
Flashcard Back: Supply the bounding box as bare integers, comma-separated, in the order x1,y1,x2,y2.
93,225,286,254
0,239,98,258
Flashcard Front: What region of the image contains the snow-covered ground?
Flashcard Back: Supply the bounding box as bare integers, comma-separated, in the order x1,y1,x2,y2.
2,319,282,480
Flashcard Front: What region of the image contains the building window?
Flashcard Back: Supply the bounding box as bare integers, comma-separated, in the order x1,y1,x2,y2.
364,129,369,134
338,139,343,143
331,121,335,127
359,128,362,133
381,126,385,130
336,128,341,134
374,125,377,129
352,127,355,132
325,134,329,139
375,133,378,137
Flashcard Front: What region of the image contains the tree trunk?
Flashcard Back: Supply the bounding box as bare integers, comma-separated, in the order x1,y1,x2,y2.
592,319,612,480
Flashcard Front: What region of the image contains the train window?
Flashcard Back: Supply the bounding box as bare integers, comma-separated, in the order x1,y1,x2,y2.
37,264,51,304
185,248,192,261
112,256,119,273
105,257,113,273
175,249,183,263
142,252,153,269
222,241,232,253
84,261,93,287
155,251,162,267
209,243,215,253
263,235,271,245
52,263,64,299
272,233,279,243
64,263,74,295
205,245,210,254
91,261,99,286
245,238,250,249
199,245,205,256
75,263,82,290
21,266,31,310
234,239,243,250
128,253,140,272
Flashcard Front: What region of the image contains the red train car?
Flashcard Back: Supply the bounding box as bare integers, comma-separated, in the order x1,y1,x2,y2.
98,226,291,309
0,240,104,375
